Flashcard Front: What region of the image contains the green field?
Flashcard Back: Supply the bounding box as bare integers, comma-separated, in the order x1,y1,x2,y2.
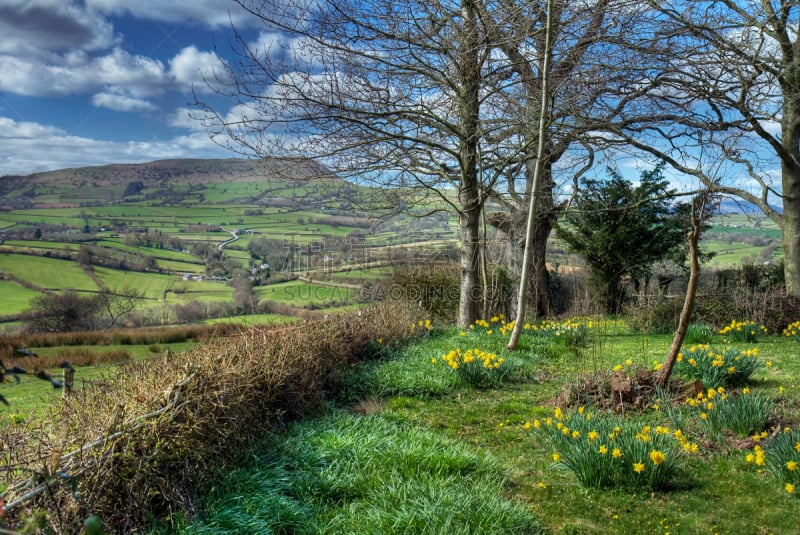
92,267,175,299
0,254,99,291
0,280,42,315
255,280,357,306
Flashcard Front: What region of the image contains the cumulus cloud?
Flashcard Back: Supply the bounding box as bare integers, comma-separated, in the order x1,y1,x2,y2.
168,108,209,131
91,92,158,112
249,32,319,68
0,47,167,98
0,115,231,175
0,0,117,57
169,46,230,92
85,0,256,28
0,117,66,140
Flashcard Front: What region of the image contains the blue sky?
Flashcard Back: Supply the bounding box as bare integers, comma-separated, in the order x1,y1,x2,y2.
0,0,268,176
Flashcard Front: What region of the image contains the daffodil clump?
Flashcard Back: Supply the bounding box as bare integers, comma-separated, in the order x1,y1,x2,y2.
526,318,593,347
685,386,772,438
675,344,765,388
719,320,767,343
468,314,515,337
782,321,800,342
416,319,434,332
532,407,693,489
611,359,639,372
745,427,800,497
433,348,509,387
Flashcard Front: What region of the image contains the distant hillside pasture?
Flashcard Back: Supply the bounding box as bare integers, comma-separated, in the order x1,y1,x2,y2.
3,240,77,252
704,242,781,267
0,254,99,291
0,280,42,314
156,259,207,273
95,239,203,265
166,280,233,303
256,280,357,307
330,266,393,281
92,267,174,300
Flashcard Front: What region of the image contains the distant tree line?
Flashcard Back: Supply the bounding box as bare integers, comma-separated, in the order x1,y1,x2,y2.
76,244,159,272
124,230,185,251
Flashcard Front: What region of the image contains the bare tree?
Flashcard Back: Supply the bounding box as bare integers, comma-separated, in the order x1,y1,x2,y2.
613,1,800,295
507,0,554,349
97,287,144,328
477,0,651,318
657,189,714,386
198,0,504,327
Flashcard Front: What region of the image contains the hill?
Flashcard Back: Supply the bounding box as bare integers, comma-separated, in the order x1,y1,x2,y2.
0,157,337,209
0,157,457,328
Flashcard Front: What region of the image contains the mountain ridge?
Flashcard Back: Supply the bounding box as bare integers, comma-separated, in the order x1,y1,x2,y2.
0,157,335,189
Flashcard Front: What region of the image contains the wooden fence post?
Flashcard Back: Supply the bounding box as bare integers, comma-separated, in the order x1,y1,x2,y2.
62,368,74,400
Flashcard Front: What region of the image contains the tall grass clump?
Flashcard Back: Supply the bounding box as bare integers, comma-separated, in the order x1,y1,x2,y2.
533,407,693,490
685,323,714,344
173,413,543,534
675,344,764,388
0,303,422,533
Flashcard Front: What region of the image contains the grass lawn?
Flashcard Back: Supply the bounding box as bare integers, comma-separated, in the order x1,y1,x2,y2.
171,318,800,534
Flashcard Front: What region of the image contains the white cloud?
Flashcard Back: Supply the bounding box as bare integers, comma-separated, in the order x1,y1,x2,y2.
169,107,208,130
91,92,158,112
169,46,229,93
0,47,166,98
0,115,233,175
0,0,117,57
249,32,320,68
0,117,65,140
85,0,256,29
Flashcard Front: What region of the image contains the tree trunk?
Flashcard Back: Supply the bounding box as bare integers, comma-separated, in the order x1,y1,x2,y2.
780,91,800,295
657,194,705,387
782,149,800,296
509,164,556,320
456,0,482,329
458,204,482,328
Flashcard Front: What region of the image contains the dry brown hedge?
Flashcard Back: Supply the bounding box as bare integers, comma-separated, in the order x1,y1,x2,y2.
0,303,422,533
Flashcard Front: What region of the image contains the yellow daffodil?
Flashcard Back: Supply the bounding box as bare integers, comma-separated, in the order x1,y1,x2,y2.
649,450,666,465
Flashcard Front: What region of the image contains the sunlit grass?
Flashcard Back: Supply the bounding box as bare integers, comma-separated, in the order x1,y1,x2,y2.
169,412,543,535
